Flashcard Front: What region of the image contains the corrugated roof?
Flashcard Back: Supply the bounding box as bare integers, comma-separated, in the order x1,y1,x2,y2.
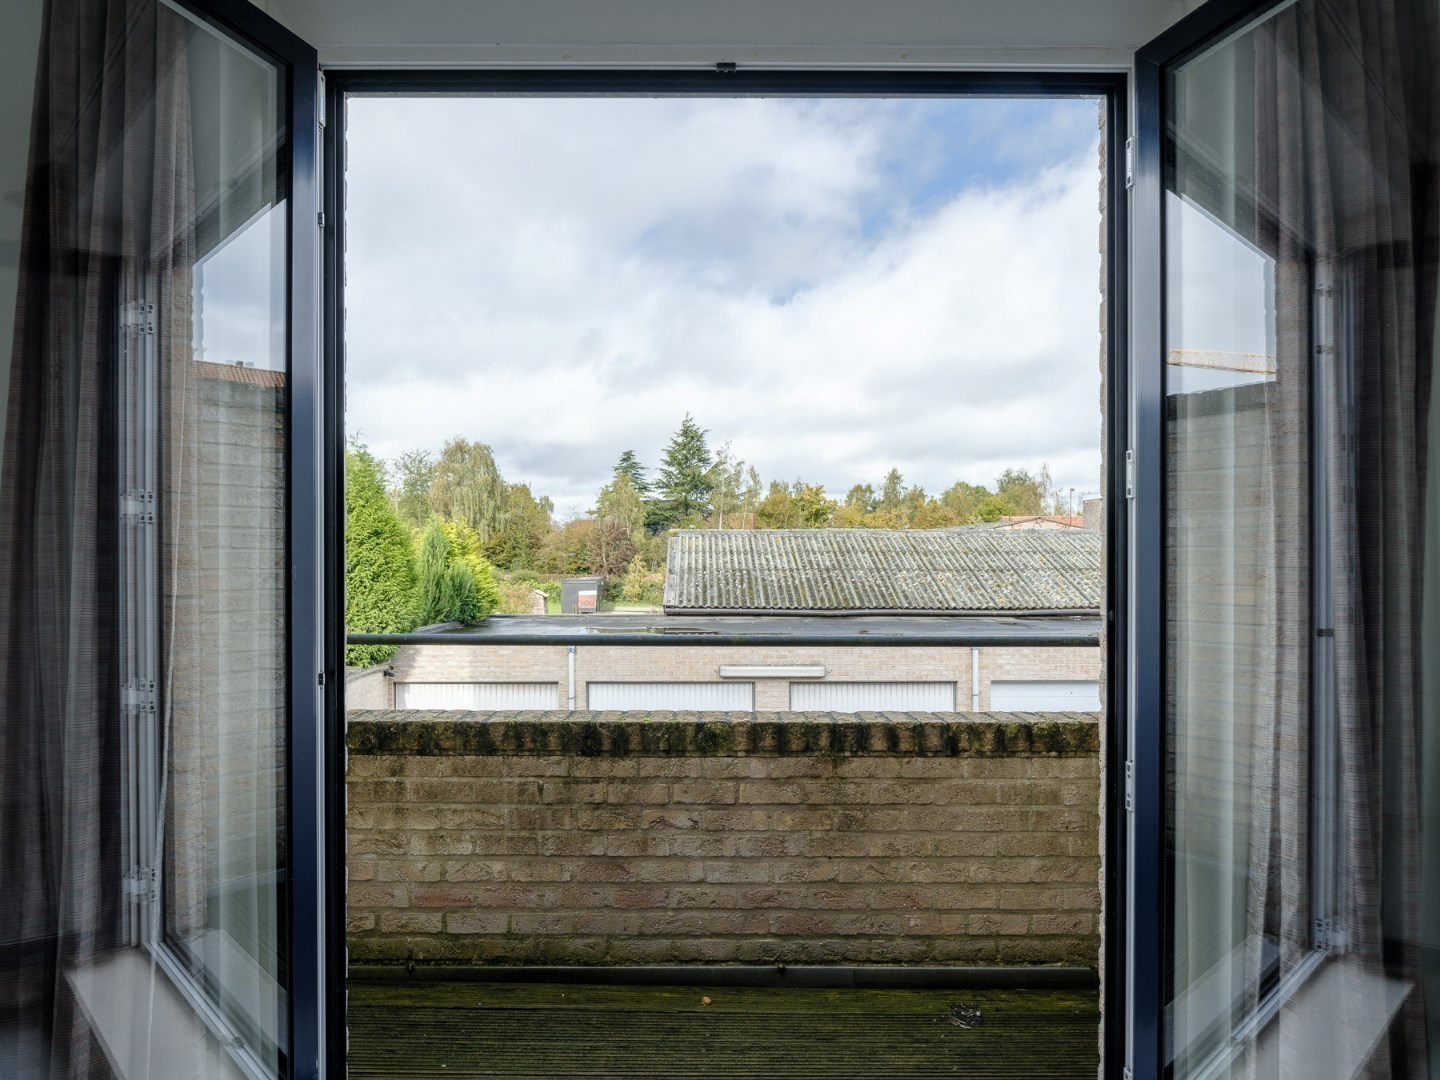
663,529,1102,615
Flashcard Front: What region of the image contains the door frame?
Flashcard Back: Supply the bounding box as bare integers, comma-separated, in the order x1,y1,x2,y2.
321,67,1130,1079
179,1,328,1075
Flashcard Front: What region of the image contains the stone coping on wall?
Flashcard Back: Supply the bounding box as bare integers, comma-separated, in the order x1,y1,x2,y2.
346,710,1100,758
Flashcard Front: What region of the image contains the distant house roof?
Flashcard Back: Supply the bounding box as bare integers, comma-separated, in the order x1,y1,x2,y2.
663,529,1102,616
196,361,287,387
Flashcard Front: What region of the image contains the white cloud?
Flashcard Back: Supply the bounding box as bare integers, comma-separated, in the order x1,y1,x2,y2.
344,96,1104,518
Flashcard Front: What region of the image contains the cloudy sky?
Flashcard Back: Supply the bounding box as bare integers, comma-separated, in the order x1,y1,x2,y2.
343,95,1104,519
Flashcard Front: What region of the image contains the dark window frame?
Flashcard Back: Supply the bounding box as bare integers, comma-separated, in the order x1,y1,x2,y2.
321,68,1129,1080
1131,3,1303,1079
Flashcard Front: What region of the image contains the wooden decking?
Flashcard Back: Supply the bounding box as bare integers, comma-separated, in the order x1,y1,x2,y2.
348,980,1100,1079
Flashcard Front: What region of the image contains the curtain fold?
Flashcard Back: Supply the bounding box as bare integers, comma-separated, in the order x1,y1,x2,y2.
0,0,196,1074
1250,0,1438,1075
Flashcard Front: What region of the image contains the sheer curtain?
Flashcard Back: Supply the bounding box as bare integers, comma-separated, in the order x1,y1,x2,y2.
1167,0,1437,1076
1254,1,1435,1076
0,1,285,1076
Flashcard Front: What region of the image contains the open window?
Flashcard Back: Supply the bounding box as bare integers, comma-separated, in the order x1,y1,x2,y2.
1129,1,1439,1077
0,0,325,1075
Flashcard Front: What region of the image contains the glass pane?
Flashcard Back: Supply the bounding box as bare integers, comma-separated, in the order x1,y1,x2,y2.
0,0,289,1076
1162,1,1438,1076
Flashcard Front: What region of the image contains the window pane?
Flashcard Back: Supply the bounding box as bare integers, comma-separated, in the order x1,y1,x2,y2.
1163,1,1439,1075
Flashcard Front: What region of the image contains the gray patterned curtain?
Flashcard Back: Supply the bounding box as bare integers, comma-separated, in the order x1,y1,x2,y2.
0,0,194,1074
1253,0,1437,1075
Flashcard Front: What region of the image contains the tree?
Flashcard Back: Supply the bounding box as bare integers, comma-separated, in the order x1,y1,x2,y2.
437,518,501,616
739,466,763,525
791,482,837,528
429,437,507,544
416,517,498,626
619,554,650,603
976,493,1017,522
911,499,960,529
845,483,877,512
613,450,650,498
618,554,664,606
995,466,1053,518
597,472,645,537
900,485,928,524
538,518,597,576
485,482,553,570
345,444,419,667
390,449,433,531
940,480,990,525
753,480,795,529
706,442,746,528
879,468,907,511
588,518,639,578
652,414,714,529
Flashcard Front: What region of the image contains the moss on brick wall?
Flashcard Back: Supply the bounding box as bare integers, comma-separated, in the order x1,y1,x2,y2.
347,711,1101,969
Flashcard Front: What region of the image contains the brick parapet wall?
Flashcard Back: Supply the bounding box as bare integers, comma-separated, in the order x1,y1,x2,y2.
347,710,1100,969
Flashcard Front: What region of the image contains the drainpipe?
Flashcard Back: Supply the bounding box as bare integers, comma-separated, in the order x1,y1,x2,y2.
567,645,577,711
970,648,981,711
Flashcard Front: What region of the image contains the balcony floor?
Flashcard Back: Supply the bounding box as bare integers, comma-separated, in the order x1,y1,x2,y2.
348,979,1100,1078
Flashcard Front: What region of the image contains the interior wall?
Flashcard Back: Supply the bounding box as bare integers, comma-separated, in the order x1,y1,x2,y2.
0,0,44,475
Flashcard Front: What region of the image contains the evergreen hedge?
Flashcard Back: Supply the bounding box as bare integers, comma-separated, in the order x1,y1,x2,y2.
345,446,419,668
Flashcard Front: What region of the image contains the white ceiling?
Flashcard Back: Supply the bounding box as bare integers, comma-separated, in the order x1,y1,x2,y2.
257,0,1200,70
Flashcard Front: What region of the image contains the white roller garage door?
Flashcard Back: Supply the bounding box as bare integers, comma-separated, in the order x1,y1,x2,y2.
790,682,955,712
585,682,754,710
989,680,1101,711
393,682,559,709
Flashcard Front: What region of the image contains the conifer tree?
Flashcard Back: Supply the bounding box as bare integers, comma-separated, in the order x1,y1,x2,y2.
613,449,650,498
653,414,714,528
345,444,419,667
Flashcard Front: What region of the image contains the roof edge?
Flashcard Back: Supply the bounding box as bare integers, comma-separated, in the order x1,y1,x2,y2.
660,606,1104,619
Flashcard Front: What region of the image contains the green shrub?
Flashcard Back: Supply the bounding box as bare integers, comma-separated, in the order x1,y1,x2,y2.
345,445,419,667
418,517,499,625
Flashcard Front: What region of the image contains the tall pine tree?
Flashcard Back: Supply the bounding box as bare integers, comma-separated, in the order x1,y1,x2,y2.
653,414,714,529
613,449,650,497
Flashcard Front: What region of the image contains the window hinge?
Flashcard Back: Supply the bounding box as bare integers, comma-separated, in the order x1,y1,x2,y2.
318,671,327,687
1314,917,1346,952
1124,137,1134,189
1124,760,1134,813
122,300,156,335
1122,1067,1134,1080
121,490,156,525
1125,450,1135,499
317,211,325,229
122,680,157,714
318,71,327,129
715,61,737,74
124,866,159,906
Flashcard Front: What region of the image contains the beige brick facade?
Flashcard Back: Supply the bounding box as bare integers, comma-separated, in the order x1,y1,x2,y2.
376,643,1102,712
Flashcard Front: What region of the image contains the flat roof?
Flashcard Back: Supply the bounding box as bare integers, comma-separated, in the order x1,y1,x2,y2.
348,613,1102,649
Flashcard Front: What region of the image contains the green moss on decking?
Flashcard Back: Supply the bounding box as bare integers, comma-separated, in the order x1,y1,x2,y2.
348,980,1100,1078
